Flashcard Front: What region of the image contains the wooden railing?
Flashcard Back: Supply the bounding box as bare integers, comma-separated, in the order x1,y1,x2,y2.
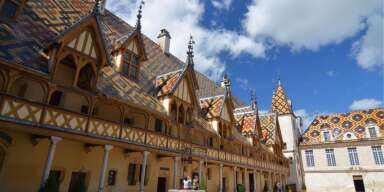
0,94,289,173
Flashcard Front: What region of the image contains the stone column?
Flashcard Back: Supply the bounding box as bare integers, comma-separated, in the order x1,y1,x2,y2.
199,160,204,184
253,170,257,192
268,172,273,192
140,151,150,192
233,166,237,192
40,136,62,189
173,156,181,189
219,164,224,192
98,145,113,192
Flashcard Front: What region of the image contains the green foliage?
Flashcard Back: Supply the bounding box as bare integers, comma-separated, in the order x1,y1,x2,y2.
39,176,59,192
237,184,245,192
199,175,206,190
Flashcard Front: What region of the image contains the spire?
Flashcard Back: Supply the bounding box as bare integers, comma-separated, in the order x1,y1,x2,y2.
186,35,195,67
135,0,145,31
271,80,293,115
250,89,258,110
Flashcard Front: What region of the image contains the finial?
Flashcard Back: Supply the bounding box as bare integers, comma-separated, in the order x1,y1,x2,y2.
186,35,195,68
93,0,105,14
222,72,231,92
250,89,257,110
136,0,145,31
277,69,281,86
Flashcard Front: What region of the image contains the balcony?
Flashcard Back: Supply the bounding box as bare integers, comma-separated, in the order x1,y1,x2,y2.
0,94,289,172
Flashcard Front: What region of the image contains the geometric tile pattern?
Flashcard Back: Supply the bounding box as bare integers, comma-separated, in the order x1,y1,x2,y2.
155,69,183,96
302,108,384,145
271,84,292,115
260,113,279,145
199,95,225,119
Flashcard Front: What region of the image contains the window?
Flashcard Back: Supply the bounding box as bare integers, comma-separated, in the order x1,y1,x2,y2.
77,64,95,91
155,119,163,133
122,51,140,80
348,147,360,165
372,146,384,165
368,127,377,138
323,131,331,142
127,163,137,185
305,150,315,167
80,105,89,115
207,168,211,180
49,91,63,106
207,137,214,147
108,170,117,186
1,0,18,18
326,149,336,166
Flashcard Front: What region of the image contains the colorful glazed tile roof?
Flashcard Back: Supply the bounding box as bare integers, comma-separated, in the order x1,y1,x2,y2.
271,83,293,115
260,113,279,145
301,108,384,145
199,95,225,119
0,0,263,145
155,69,183,96
234,106,261,136
0,0,111,71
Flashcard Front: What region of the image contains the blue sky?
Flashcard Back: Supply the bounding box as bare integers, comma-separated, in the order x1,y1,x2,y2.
107,0,383,127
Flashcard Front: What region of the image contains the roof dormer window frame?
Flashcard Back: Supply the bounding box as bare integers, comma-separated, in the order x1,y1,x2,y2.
0,0,25,20
366,123,380,138
321,129,333,142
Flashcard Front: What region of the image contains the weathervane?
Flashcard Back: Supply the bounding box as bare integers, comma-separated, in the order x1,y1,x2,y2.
186,35,195,67
136,0,145,31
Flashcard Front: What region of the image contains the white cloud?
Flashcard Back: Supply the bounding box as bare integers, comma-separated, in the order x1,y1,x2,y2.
211,0,233,10
352,15,384,70
243,0,381,51
106,0,265,81
349,99,383,110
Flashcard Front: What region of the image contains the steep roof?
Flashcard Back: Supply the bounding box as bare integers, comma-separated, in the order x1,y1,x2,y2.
259,113,280,145
234,106,262,137
0,0,255,137
301,108,384,145
271,82,293,115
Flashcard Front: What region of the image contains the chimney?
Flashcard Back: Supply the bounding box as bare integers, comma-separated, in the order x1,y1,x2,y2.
157,29,171,54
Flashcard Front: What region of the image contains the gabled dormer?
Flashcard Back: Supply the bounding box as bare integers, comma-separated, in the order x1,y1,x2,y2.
49,2,111,92
112,1,147,81
155,36,200,126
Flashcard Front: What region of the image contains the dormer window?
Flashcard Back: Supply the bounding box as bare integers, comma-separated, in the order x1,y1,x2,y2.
323,131,331,142
1,0,18,19
122,51,140,80
368,127,377,138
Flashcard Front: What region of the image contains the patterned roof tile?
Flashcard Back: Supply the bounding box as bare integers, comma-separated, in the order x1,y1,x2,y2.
301,108,384,145
271,84,292,115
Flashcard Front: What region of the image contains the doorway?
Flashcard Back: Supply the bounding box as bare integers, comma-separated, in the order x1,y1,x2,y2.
223,177,226,192
68,172,87,192
249,173,255,192
353,175,365,192
157,177,167,192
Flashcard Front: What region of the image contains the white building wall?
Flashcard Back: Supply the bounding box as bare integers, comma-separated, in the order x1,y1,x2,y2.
278,114,304,191
301,144,384,192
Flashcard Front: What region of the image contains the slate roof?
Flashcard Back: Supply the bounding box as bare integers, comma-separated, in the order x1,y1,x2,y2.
301,108,384,145
259,113,279,145
271,83,293,115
